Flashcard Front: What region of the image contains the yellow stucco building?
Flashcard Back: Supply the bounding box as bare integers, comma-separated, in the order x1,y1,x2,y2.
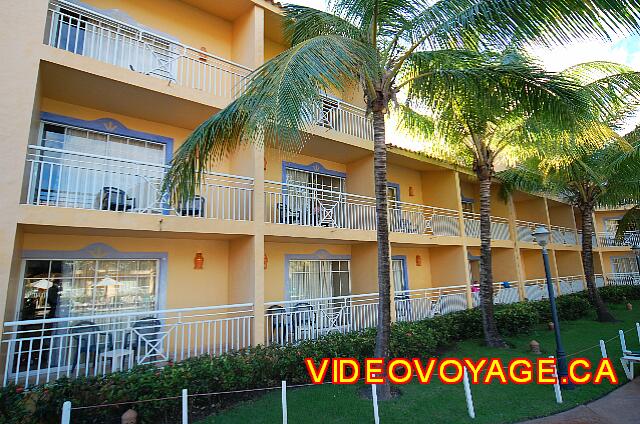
1,0,638,387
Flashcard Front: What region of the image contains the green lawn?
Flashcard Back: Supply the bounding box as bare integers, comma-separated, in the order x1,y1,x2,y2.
197,303,640,424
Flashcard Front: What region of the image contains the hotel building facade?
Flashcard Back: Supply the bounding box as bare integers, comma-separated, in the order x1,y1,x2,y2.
1,0,638,387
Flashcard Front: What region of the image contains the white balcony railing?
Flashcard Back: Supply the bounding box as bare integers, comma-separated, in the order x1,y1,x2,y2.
388,200,460,236
515,220,541,242
264,293,379,345
551,225,579,245
395,285,469,321
264,181,376,230
463,212,511,240
597,231,640,247
313,96,374,141
24,145,254,221
46,0,251,100
2,303,254,388
605,272,640,285
264,181,461,235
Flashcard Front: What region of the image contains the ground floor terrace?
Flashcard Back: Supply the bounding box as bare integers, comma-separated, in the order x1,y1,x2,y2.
1,231,636,389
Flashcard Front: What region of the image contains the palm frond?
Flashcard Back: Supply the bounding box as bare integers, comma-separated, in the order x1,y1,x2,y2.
413,0,640,50
284,5,363,45
164,35,376,201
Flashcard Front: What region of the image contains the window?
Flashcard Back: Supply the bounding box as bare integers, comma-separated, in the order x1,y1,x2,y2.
387,184,399,203
392,258,408,292
611,256,638,274
19,259,158,322
284,167,345,226
32,122,166,210
603,218,621,234
288,259,350,301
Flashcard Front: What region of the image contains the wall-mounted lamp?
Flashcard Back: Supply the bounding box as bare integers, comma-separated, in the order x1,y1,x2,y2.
416,255,422,266
264,158,267,171
194,252,204,270
264,254,268,270
409,186,415,197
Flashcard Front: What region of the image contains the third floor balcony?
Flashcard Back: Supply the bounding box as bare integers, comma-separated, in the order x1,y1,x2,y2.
43,1,374,143
45,0,251,102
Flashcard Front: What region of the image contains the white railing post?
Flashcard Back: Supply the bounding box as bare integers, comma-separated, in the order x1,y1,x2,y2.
182,388,188,424
61,401,72,424
549,356,563,404
600,340,608,358
281,380,288,424
462,367,475,419
371,384,380,424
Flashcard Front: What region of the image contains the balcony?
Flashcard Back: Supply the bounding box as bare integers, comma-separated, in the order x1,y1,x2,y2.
2,303,253,388
264,181,460,236
313,96,374,141
550,225,579,245
605,272,640,285
24,145,254,221
597,231,640,247
463,212,510,240
44,1,375,143
45,0,250,102
515,220,541,242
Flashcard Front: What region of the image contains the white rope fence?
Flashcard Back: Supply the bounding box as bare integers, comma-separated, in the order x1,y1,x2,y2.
59,322,640,423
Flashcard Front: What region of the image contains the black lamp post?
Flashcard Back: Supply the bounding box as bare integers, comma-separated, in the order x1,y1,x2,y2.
532,226,574,390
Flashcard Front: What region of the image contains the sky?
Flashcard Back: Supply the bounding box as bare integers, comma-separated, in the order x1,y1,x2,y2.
286,0,640,144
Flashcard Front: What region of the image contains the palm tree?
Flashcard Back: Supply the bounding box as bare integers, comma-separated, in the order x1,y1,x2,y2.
397,55,640,343
164,1,640,396
499,129,640,321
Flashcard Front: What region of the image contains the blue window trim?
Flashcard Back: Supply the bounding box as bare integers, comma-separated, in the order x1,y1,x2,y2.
282,161,347,183
40,112,174,164
283,250,351,302
22,243,168,310
387,182,401,201
391,255,409,291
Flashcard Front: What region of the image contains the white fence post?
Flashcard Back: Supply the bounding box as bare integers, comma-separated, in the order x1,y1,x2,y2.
600,340,608,358
182,389,188,424
61,401,71,424
549,356,563,404
462,368,475,419
281,380,288,424
371,384,380,424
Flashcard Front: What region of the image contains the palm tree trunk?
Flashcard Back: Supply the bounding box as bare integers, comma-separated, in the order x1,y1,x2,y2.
477,169,506,347
372,107,392,400
580,205,616,322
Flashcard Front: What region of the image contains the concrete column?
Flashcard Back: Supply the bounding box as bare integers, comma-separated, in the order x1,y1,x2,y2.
507,196,526,301
453,172,473,308
0,0,49,351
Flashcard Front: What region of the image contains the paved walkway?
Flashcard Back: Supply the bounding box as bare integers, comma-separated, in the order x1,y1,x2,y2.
522,378,640,424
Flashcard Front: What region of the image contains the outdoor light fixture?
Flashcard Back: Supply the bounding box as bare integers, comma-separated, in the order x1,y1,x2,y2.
532,225,550,248
409,186,415,197
416,255,422,266
264,254,268,270
194,252,204,270
532,225,573,390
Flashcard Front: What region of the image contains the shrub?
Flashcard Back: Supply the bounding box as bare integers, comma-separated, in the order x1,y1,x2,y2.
3,291,613,423
598,285,640,304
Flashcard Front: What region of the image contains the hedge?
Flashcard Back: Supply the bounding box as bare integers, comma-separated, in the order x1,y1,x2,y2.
1,285,635,424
